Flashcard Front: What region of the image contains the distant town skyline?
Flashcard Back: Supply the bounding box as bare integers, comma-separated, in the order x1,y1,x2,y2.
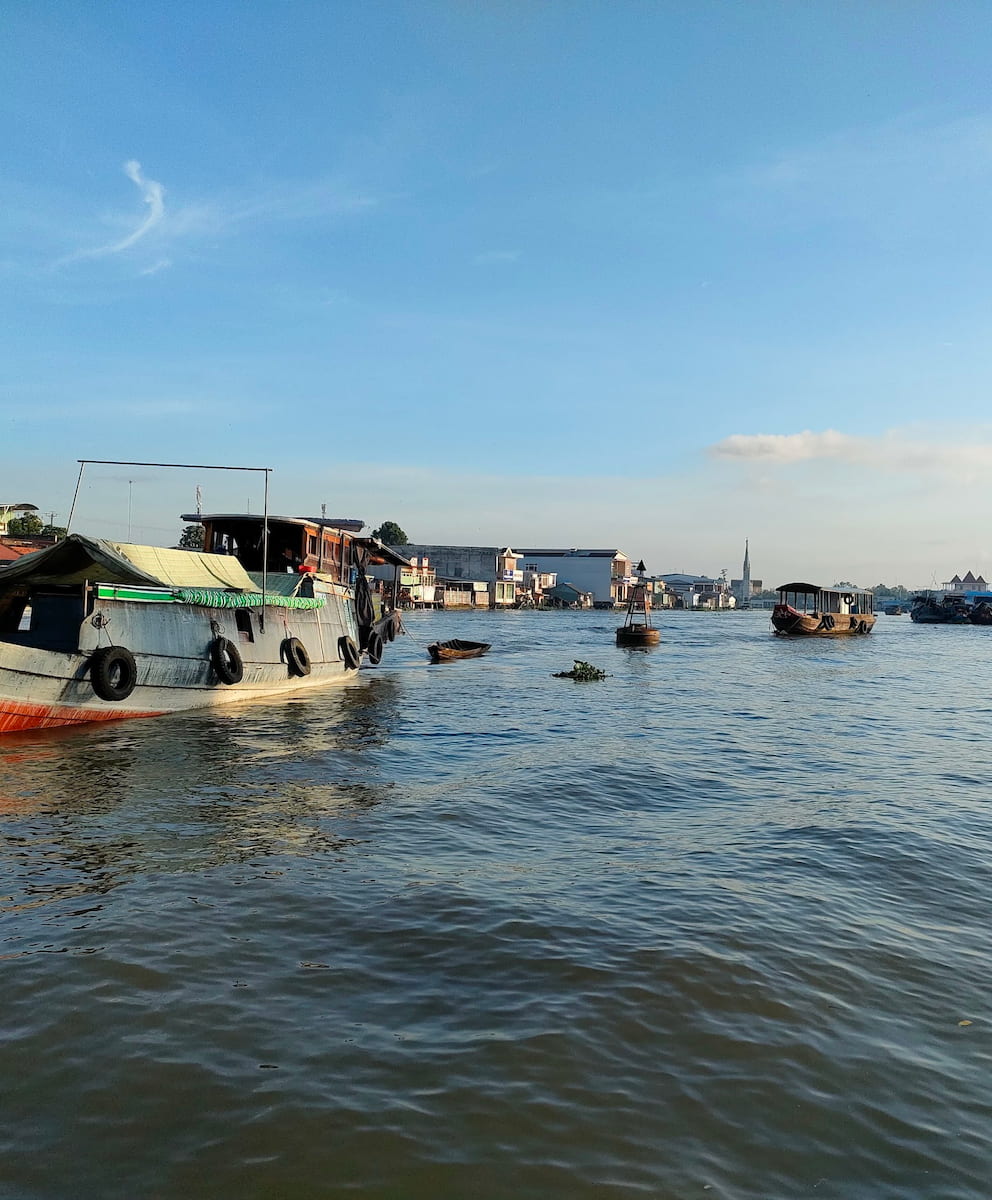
4,4,992,586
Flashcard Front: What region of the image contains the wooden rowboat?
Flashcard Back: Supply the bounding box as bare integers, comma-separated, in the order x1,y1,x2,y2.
427,639,490,662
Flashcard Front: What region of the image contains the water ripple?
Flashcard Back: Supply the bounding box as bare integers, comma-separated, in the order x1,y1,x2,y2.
2,612,992,1198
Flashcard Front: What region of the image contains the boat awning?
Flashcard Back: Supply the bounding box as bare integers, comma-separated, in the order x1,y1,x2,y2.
776,582,821,593
0,534,258,591
108,543,257,589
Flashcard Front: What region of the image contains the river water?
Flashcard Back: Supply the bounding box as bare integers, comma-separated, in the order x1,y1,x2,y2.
1,609,990,1200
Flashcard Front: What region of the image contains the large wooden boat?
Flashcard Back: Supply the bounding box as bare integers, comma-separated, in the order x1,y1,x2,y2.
771,582,876,636
427,639,490,662
910,593,971,624
0,512,408,735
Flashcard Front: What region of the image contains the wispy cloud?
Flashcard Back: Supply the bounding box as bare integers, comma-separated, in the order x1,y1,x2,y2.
51,163,381,273
724,112,992,240
64,160,166,263
709,428,992,480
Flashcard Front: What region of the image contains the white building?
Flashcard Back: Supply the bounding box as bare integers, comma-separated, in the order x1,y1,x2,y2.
392,545,523,607
515,549,633,606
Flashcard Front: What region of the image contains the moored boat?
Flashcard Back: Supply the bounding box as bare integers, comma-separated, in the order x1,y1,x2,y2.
771,582,876,636
909,593,971,624
0,511,408,735
427,639,490,662
969,600,992,625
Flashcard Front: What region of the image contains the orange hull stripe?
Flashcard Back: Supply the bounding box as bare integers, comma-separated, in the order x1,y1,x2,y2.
0,699,164,734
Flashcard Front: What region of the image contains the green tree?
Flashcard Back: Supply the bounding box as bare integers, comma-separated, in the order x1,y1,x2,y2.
371,520,408,545
39,524,67,540
6,513,43,536
179,524,205,549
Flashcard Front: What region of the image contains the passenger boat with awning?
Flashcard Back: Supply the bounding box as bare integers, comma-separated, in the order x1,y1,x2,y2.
0,512,408,734
771,582,876,636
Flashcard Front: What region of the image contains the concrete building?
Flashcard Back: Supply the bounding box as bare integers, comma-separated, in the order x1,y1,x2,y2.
657,573,737,609
394,545,522,607
515,549,633,607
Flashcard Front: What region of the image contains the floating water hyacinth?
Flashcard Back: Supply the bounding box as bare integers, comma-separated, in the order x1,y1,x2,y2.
553,660,608,681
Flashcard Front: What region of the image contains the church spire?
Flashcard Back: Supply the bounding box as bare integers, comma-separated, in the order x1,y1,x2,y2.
740,539,751,608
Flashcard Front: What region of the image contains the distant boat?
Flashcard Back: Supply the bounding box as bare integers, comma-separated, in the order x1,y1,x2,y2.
882,604,905,616
909,593,970,624
771,582,876,636
427,639,490,662
970,600,992,625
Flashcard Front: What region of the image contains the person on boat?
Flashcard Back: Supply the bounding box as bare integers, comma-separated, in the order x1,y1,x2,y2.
280,546,303,573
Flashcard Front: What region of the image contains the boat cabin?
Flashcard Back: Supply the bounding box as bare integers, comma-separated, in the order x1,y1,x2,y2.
775,583,875,617
183,512,368,582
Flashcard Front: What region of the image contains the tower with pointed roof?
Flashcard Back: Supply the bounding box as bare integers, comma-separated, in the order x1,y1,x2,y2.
738,540,751,609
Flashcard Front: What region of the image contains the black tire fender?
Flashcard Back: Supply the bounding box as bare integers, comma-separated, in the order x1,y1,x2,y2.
338,636,361,670
385,612,399,642
282,636,311,677
210,636,244,685
366,631,384,665
90,645,137,702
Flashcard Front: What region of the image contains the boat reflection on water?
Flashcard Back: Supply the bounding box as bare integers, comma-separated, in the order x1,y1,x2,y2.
0,677,402,919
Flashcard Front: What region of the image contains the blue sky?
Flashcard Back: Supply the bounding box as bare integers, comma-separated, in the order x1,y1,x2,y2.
3,1,992,586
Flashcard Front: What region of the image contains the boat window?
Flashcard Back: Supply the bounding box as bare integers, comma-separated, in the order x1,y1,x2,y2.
235,610,254,643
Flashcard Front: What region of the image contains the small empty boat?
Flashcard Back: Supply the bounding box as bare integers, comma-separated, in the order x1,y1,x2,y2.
427,639,490,662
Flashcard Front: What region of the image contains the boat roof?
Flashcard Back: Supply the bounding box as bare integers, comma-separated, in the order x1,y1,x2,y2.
354,537,412,568
776,581,872,596
0,534,258,591
181,512,365,532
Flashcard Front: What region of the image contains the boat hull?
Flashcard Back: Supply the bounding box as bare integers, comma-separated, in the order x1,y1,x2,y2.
427,640,490,662
771,605,875,636
0,582,384,734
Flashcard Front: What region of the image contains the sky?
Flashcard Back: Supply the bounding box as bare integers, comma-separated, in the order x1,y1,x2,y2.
3,1,992,587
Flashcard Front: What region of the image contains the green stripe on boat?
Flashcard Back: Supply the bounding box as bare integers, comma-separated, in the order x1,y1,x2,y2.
173,588,325,610
96,584,325,610
96,585,176,603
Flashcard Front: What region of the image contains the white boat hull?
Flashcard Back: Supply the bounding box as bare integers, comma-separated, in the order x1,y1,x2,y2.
0,583,369,734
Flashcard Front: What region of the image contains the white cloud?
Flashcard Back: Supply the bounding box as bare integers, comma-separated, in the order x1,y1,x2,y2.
710,429,858,463
709,427,992,481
